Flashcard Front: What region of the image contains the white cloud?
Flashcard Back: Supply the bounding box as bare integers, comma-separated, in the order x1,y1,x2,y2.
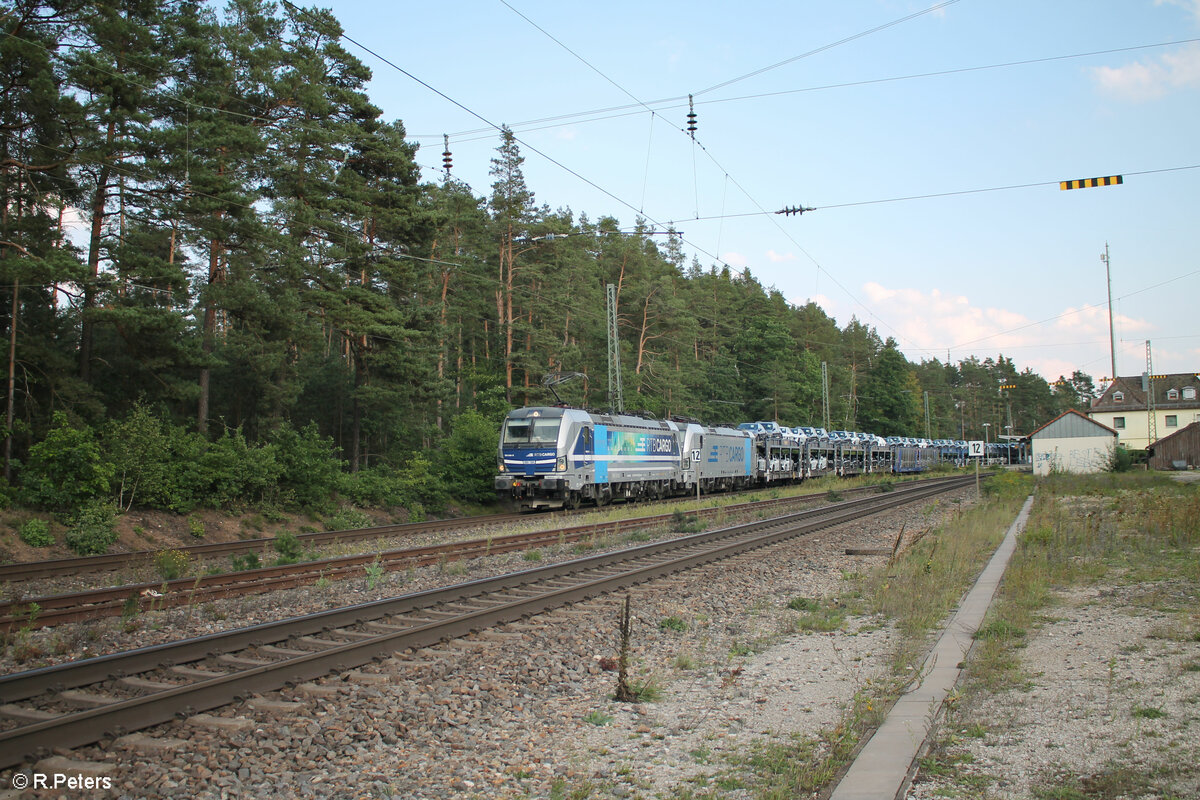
860,281,1154,379
788,292,836,315
1052,304,1148,337
61,206,88,250
1156,0,1200,23
765,249,797,263
1092,43,1200,101
721,251,749,268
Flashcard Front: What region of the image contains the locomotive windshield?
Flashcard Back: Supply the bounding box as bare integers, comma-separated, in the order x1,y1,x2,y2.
502,418,561,446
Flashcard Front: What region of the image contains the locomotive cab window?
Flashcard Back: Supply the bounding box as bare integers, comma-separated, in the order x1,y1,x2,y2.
502,418,561,445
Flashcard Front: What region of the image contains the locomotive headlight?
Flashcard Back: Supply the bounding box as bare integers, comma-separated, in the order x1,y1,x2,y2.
498,461,506,473
556,456,567,472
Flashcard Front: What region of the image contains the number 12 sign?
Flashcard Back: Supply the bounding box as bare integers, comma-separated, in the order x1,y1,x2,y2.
969,440,985,458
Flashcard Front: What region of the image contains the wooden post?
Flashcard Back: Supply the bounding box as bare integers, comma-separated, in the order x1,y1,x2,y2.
615,594,635,702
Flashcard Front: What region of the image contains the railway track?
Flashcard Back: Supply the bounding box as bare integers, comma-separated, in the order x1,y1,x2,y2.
0,474,974,769
0,475,926,585
0,511,531,582
0,476,959,631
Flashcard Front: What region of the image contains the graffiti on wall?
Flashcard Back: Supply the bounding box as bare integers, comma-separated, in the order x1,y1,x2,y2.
1034,443,1111,474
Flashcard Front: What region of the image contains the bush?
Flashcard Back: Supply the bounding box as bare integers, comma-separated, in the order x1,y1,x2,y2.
983,470,1031,498
231,552,262,572
105,403,169,512
101,407,209,513
340,456,448,514
187,514,205,538
154,549,190,581
268,422,343,513
22,412,114,511
323,506,372,532
1105,444,1133,473
19,518,53,548
200,427,281,507
438,410,500,503
64,500,118,556
272,531,304,565
339,465,407,507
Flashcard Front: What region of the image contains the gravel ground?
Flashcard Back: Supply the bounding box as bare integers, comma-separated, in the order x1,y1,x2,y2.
1,515,684,674
3,488,974,799
907,582,1200,800
0,489,868,675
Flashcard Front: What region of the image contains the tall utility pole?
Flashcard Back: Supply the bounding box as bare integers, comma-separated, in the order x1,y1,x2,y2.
606,284,624,413
1102,244,1117,381
1145,340,1156,447
821,361,830,431
924,391,931,439
845,365,857,428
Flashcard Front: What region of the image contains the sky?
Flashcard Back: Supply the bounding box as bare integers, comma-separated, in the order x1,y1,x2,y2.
316,0,1200,383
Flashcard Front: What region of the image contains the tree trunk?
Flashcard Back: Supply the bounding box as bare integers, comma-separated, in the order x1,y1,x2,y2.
350,351,363,473
80,122,116,383
197,236,222,434
4,280,17,483
436,266,450,430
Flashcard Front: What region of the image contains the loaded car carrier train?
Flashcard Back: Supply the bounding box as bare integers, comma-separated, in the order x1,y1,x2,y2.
495,406,965,511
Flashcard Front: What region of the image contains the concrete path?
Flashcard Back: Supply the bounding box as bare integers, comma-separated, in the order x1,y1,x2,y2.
828,494,1035,800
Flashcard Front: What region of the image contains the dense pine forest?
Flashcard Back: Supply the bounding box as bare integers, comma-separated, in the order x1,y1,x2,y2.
1,1,1097,537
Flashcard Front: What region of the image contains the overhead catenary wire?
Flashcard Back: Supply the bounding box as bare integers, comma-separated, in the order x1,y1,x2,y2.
692,0,964,97
492,0,934,358
419,37,1200,143
419,3,1196,370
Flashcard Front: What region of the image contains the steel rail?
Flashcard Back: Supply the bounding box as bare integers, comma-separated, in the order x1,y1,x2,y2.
0,512,531,581
0,476,975,768
0,475,940,583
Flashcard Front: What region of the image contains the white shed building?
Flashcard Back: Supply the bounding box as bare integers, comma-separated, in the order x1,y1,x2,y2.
1029,409,1118,476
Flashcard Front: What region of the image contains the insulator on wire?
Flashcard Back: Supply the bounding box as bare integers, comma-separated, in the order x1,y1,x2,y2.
686,94,697,139
442,134,452,176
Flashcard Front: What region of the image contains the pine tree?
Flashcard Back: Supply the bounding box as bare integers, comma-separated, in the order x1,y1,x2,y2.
488,126,535,400
66,0,180,387
0,1,87,479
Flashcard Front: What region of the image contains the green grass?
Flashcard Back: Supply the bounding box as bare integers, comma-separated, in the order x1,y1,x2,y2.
786,596,820,612
666,689,887,799
1131,706,1167,720
673,652,697,670
795,606,846,633
848,474,1033,676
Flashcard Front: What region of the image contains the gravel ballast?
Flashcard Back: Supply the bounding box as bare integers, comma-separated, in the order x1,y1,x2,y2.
4,490,973,799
